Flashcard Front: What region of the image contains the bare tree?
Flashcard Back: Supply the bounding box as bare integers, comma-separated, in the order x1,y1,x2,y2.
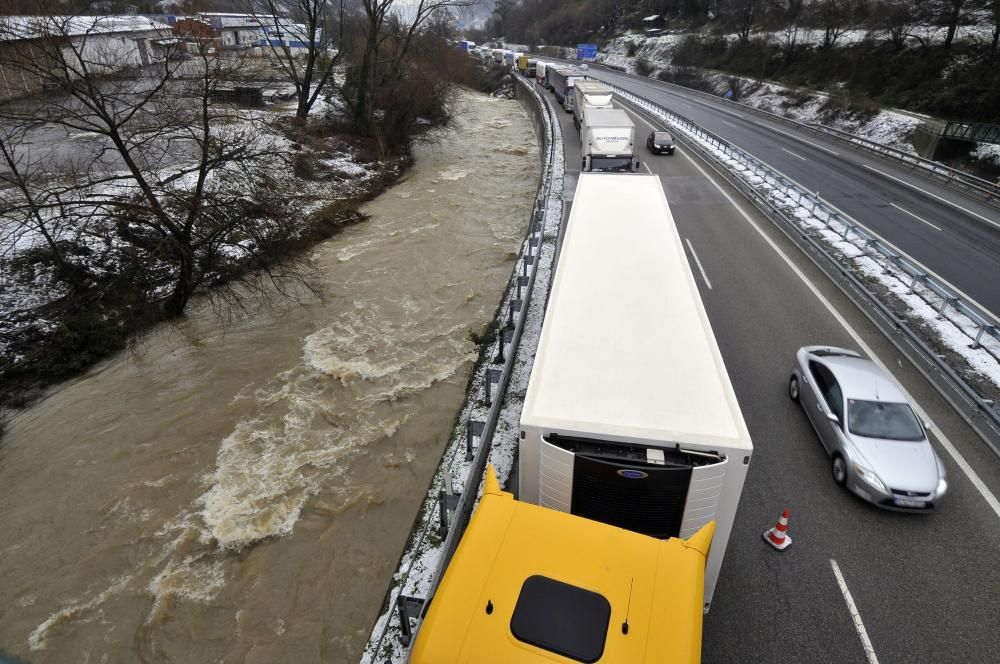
347,0,478,140
725,0,764,45
241,0,346,121
992,0,1000,53
940,0,968,49
0,13,305,319
812,0,851,49
779,0,805,55
872,0,918,50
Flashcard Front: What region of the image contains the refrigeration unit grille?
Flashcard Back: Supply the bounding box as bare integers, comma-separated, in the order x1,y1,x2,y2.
571,454,692,539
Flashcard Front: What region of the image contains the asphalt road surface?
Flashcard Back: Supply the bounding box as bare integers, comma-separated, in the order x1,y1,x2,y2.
546,61,1000,320
539,79,1000,664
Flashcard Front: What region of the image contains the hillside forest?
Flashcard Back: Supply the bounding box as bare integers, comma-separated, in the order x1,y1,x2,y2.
469,0,1000,123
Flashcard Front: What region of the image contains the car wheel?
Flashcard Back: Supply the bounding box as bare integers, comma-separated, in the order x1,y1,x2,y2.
788,375,800,402
832,455,847,486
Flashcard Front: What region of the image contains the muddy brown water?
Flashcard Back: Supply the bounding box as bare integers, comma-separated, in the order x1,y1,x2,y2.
0,90,538,663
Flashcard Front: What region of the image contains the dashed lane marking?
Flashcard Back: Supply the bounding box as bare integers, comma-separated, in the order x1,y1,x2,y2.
831,559,881,664
865,164,1000,230
782,147,807,161
890,202,941,231
685,239,713,290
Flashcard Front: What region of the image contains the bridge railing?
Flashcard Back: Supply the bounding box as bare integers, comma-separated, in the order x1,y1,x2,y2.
606,82,1000,456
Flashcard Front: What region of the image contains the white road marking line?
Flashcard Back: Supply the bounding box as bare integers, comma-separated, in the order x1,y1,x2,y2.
830,559,880,664
685,238,713,290
679,147,1000,522
864,164,1000,230
642,159,653,174
782,147,807,161
890,202,941,231
765,123,840,156
720,119,738,128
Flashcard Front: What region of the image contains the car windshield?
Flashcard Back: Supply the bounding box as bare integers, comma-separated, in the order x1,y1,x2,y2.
847,399,924,441
654,132,672,142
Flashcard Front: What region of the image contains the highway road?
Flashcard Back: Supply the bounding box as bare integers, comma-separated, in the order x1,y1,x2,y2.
546,61,1000,319
540,81,1000,663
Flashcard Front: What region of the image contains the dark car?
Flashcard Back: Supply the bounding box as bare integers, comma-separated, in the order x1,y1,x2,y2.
646,130,674,155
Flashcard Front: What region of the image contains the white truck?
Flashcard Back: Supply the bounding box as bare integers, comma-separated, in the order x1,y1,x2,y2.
571,79,613,131
534,61,549,86
518,173,753,611
580,107,639,172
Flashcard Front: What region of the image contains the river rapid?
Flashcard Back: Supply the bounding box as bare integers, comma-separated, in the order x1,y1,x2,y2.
0,90,538,663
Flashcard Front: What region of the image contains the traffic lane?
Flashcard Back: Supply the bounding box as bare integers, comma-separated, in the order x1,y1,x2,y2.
627,97,1000,521
631,111,1000,663
591,64,1000,231
588,69,1000,314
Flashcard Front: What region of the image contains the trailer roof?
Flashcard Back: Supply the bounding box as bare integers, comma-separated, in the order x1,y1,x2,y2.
583,107,634,127
410,467,712,663
574,79,611,93
521,174,751,451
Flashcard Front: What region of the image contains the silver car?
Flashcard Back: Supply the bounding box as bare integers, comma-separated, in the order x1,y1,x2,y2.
789,346,947,511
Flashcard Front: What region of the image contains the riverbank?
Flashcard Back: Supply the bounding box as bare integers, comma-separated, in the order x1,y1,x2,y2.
0,96,412,428
0,88,539,662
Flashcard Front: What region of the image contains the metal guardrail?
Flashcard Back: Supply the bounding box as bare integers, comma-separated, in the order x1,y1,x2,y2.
362,73,562,662
578,60,1000,211
607,84,1000,455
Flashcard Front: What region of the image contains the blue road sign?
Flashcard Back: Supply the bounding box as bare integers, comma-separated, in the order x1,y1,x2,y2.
576,43,598,60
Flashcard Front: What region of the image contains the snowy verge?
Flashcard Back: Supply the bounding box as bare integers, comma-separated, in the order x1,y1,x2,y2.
360,78,565,664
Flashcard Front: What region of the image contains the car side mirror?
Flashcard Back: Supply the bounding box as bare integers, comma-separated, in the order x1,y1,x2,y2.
923,420,933,431
826,412,840,424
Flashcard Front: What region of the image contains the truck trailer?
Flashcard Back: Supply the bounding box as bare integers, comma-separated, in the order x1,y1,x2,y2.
571,79,613,131
580,108,639,172
518,174,753,611
548,66,586,111
534,61,549,85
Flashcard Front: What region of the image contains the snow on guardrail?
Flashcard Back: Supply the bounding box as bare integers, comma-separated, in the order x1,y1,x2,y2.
607,84,1000,437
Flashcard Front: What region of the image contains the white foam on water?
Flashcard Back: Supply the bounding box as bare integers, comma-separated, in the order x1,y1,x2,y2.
436,166,473,181
29,574,133,651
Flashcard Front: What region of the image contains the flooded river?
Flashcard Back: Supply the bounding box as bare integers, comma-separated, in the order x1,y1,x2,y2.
0,90,538,663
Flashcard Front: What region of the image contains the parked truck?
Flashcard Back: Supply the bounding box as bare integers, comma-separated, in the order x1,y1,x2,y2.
516,55,537,77
579,108,639,172
571,79,613,131
548,66,586,111
534,60,549,85
518,173,753,611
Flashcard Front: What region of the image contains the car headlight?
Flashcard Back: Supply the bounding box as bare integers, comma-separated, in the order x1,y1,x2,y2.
936,478,948,497
853,463,887,492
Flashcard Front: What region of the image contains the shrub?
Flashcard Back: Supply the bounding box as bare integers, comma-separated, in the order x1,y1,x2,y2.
634,57,653,78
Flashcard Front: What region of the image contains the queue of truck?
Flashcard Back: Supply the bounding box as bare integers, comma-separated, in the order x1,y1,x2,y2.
385,45,752,664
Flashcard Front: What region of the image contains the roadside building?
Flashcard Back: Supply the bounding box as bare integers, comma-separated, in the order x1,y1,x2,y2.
642,14,666,34
0,15,170,101
196,12,316,53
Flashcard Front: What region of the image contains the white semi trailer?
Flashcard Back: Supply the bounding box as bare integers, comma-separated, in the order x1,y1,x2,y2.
571,79,613,131
534,61,549,85
518,173,753,611
580,107,639,172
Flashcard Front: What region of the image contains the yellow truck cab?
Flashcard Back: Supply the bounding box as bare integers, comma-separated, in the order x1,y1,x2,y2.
409,466,715,663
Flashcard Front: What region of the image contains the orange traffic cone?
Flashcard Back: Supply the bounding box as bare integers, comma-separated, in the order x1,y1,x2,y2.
763,509,792,551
